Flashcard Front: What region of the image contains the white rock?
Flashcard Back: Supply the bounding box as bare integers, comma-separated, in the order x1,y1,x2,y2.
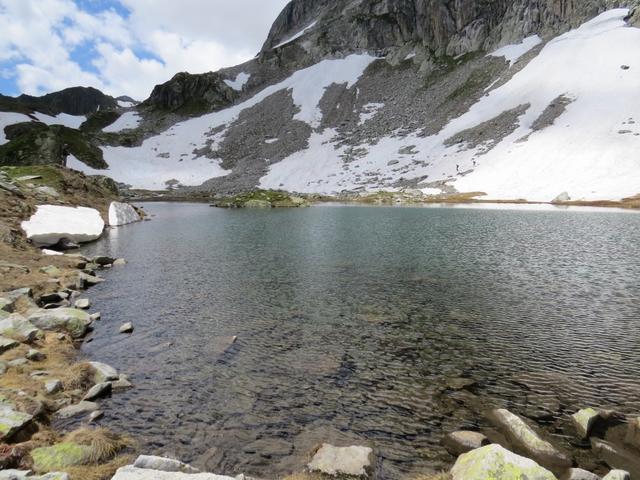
109,202,141,226
602,471,630,480
55,401,99,419
21,205,105,247
45,379,63,395
111,466,235,480
133,455,200,473
83,382,112,401
0,470,31,480
89,361,119,382
42,249,63,256
74,298,90,309
308,443,373,477
119,322,134,333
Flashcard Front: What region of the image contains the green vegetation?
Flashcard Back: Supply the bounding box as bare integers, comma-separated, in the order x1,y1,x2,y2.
211,189,309,208
1,165,66,189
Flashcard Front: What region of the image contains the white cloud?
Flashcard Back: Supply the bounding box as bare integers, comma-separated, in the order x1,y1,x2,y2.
0,0,290,99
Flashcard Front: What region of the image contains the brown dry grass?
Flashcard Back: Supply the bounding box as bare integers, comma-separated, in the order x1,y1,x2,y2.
63,362,95,391
65,454,134,480
65,427,133,463
411,473,452,480
281,474,328,480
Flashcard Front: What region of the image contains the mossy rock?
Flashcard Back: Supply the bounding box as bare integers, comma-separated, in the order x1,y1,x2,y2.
212,189,309,208
31,442,93,471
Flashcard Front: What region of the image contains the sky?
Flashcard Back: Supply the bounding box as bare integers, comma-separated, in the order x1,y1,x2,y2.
0,0,290,100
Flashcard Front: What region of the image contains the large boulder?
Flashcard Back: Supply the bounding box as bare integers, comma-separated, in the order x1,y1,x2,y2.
21,205,104,247
111,466,236,479
108,202,141,226
0,315,41,342
450,444,557,480
308,443,373,477
27,309,91,338
133,455,200,473
30,442,93,471
489,409,571,470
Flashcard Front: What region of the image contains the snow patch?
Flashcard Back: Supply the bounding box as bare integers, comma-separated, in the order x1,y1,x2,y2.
21,205,105,247
0,112,32,145
224,72,250,91
0,111,85,144
489,35,543,65
358,103,384,125
118,100,135,108
109,202,141,226
103,112,141,132
274,21,318,49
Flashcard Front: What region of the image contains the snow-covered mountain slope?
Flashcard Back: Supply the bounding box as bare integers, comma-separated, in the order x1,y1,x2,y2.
65,7,640,203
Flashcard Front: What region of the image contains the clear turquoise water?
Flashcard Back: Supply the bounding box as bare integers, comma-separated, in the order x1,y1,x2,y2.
78,203,640,478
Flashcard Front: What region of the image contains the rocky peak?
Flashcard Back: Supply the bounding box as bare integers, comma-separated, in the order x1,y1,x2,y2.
15,86,117,116
142,71,238,116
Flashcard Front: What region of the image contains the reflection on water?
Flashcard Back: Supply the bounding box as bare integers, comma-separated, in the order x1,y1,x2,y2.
79,203,640,478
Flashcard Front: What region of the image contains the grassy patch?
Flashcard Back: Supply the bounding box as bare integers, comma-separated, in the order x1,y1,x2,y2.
212,189,308,208
1,165,66,189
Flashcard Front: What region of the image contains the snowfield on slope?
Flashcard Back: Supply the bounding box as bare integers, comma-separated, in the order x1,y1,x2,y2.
70,54,377,189
0,111,86,144
260,9,640,202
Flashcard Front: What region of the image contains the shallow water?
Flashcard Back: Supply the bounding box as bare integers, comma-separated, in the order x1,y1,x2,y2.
79,203,640,478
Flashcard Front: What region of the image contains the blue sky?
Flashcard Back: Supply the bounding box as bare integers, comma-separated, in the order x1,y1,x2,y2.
0,0,289,99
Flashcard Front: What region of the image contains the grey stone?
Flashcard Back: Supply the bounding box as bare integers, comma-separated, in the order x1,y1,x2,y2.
111,374,133,390
488,408,571,470
26,349,46,361
0,336,19,353
443,430,490,456
88,410,104,423
602,471,630,480
0,470,31,480
111,466,235,479
55,401,99,419
308,443,373,477
119,322,134,333
113,258,127,266
89,361,119,382
83,382,112,401
74,298,90,309
560,468,601,480
8,358,28,368
45,379,63,395
77,272,104,289
451,444,556,480
89,312,101,321
0,398,34,440
625,417,640,450
133,455,200,473
27,308,92,338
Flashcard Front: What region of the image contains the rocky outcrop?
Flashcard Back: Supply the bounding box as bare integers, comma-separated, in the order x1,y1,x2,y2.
1,87,116,117
142,72,238,116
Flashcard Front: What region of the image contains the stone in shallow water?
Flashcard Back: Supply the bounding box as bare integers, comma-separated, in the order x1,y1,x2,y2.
308,443,373,477
109,202,141,226
82,382,112,401
55,401,99,419
443,430,490,456
119,322,134,333
74,298,90,309
559,468,601,480
451,444,557,480
89,361,119,382
488,408,571,470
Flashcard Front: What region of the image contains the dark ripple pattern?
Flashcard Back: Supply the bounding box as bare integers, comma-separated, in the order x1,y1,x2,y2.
78,203,640,479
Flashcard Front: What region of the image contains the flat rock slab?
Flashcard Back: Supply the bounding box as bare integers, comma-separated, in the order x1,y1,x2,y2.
308,443,373,477
443,431,490,456
89,361,119,382
55,401,99,419
560,468,601,480
489,408,571,470
83,382,112,401
0,336,19,354
111,466,236,480
451,444,556,480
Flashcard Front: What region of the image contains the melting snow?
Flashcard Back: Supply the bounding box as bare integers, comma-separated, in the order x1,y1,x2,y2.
274,21,318,49
224,72,251,91
0,112,32,144
70,54,377,189
262,9,640,202
103,111,141,132
358,103,384,125
117,100,135,108
21,205,104,247
489,35,543,65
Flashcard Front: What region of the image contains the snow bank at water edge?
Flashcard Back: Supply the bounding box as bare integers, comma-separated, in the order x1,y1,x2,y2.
109,202,141,226
21,205,105,247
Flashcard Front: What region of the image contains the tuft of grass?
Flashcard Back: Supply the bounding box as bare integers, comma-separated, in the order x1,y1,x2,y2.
65,454,134,480
63,362,95,391
64,427,133,464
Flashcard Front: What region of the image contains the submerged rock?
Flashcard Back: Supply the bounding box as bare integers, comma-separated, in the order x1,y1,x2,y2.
308,443,373,477
590,438,640,478
451,444,557,480
488,408,571,470
443,431,490,456
27,308,91,338
55,401,99,419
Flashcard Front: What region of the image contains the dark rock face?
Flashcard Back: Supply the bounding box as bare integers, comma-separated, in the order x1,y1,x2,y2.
261,0,623,58
6,87,117,116
142,72,238,115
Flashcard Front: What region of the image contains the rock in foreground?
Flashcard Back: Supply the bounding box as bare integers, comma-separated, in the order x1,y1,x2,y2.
109,201,141,226
451,444,557,480
111,466,236,479
27,308,92,338
308,443,373,477
20,205,105,247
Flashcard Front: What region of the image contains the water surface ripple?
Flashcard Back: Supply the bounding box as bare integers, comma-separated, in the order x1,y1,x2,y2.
79,203,640,478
